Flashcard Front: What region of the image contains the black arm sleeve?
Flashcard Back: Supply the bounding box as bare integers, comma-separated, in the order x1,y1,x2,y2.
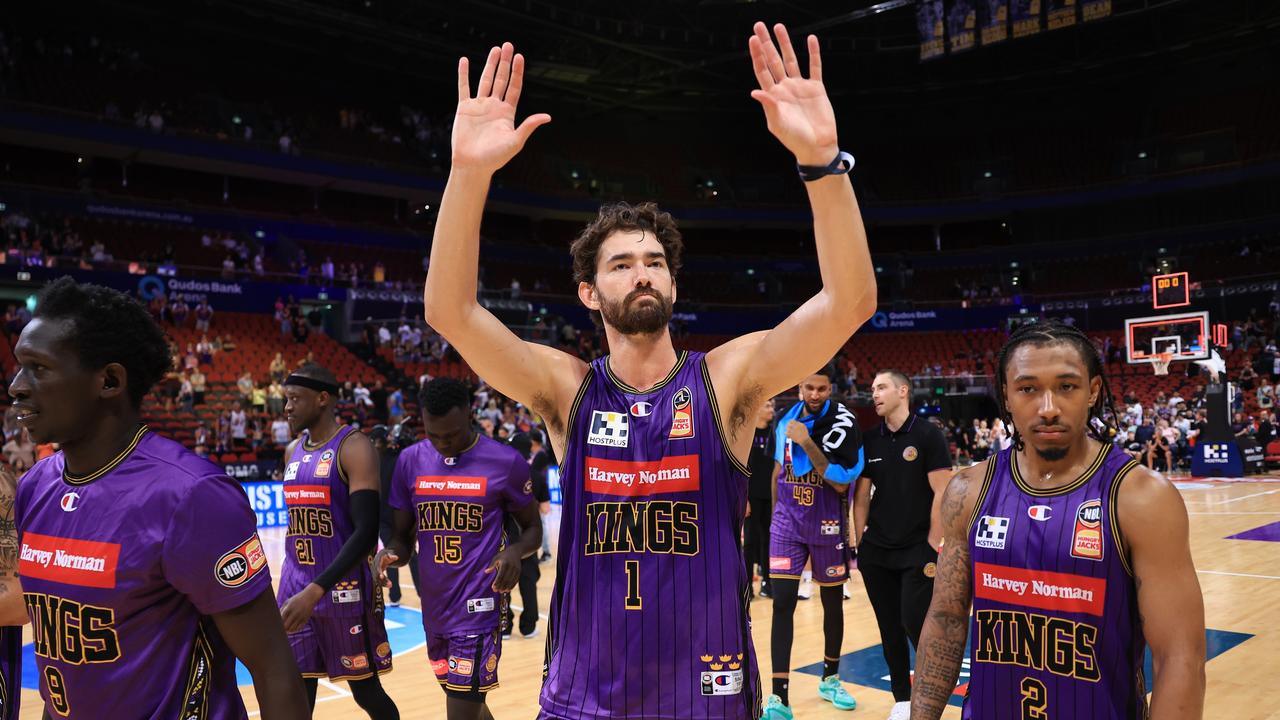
314,489,381,591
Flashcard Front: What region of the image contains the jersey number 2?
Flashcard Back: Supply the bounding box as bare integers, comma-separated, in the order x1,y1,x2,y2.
624,560,642,610
1020,676,1048,719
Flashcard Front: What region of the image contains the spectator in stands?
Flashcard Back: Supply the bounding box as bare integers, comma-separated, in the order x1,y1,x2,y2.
177,372,194,413
221,255,235,279
271,415,291,447
194,422,211,457
253,251,265,276
194,299,213,332
230,406,248,450
1233,412,1254,438
370,380,388,424
990,417,1010,452
1258,410,1276,447
183,344,198,372
3,427,35,474
236,371,254,405
387,386,404,426
1240,364,1258,391
222,333,237,351
321,256,335,283
196,334,214,365
249,417,266,452
1258,377,1274,410
170,297,189,327
251,382,266,415
291,316,309,344
148,292,167,324
377,323,391,346
268,352,287,383
1147,419,1175,471
188,367,206,407
267,379,285,416
215,407,231,455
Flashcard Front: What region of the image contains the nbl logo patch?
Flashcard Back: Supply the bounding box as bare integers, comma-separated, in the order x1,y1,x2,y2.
588,411,630,448
669,386,694,439
1070,499,1104,561
215,534,268,588
974,516,1010,550
315,449,335,478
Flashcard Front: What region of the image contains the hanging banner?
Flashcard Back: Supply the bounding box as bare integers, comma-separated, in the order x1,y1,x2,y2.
947,0,978,54
1011,0,1043,38
1081,0,1111,22
918,0,946,61
1047,0,1078,30
979,0,1009,45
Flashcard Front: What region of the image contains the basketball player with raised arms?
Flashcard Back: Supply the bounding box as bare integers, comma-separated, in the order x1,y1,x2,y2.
376,377,542,720
10,277,307,719
278,363,399,718
424,22,876,720
911,321,1206,719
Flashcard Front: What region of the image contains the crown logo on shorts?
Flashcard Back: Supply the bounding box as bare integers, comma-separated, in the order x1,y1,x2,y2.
729,662,741,670
719,655,731,662
710,663,724,670
700,655,713,663
736,653,744,660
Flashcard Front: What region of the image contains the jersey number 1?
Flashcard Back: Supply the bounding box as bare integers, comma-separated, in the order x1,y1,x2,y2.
624,560,642,610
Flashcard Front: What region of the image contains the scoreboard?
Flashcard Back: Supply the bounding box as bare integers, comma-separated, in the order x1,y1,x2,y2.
1152,271,1190,310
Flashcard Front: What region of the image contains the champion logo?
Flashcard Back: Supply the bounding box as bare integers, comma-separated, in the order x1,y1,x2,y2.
60,492,81,512
629,401,653,417
1028,505,1053,521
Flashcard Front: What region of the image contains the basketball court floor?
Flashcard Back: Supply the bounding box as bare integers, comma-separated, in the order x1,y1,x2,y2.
14,474,1280,718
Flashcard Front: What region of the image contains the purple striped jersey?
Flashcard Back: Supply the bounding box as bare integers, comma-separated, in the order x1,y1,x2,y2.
540,350,761,719
388,433,533,634
964,443,1147,719
771,418,850,547
0,626,18,720
15,427,271,719
278,425,380,618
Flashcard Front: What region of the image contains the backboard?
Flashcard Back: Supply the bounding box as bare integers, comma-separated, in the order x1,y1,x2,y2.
1125,310,1209,364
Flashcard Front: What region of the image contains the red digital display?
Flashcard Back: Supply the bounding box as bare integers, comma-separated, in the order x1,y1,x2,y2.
1152,271,1190,309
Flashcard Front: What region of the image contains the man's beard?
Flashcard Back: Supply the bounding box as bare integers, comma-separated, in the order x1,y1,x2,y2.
600,287,673,336
1033,445,1070,461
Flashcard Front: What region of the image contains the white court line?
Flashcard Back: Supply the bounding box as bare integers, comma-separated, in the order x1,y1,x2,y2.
1186,489,1280,506
1188,511,1280,515
1197,569,1280,581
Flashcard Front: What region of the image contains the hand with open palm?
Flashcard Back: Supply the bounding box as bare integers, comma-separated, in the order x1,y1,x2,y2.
451,42,552,175
748,22,839,168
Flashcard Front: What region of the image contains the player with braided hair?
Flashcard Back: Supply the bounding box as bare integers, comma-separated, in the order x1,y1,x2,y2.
911,319,1206,720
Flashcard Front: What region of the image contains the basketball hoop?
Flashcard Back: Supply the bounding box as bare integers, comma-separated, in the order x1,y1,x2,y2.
1152,352,1173,376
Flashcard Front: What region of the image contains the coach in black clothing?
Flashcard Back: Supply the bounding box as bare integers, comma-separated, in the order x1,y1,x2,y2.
852,370,952,714
744,398,776,597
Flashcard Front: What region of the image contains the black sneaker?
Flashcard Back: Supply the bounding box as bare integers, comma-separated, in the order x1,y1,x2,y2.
758,584,772,599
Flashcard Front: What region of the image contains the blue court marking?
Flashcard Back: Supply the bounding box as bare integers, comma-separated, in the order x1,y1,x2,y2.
796,628,1252,707
21,605,428,691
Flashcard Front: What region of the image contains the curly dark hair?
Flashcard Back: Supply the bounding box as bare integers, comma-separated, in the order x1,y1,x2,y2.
570,202,684,325
34,277,171,409
418,377,471,417
995,320,1120,451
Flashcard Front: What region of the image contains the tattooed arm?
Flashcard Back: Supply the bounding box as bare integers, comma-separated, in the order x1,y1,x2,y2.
0,464,28,626
1117,466,1205,720
910,462,983,720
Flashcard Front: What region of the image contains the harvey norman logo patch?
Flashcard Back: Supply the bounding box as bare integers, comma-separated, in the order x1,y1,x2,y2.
283,485,331,505
20,533,121,589
588,411,630,448
584,455,700,496
416,475,488,497
974,561,1107,616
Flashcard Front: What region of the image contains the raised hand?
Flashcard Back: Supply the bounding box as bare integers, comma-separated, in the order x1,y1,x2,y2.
748,22,839,167
452,42,552,174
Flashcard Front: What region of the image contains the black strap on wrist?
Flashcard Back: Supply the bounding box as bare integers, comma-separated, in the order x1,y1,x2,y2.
797,150,855,182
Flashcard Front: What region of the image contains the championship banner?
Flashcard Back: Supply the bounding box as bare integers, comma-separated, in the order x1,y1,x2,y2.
947,0,978,54
979,0,1009,45
918,0,946,61
1011,0,1042,38
1046,0,1078,30
1082,0,1112,22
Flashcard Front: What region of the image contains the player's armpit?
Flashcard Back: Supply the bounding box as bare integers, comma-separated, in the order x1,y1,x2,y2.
910,463,984,720
212,589,309,720
1117,467,1206,720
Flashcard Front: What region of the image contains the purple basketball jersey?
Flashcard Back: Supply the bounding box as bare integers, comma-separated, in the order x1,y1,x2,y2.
278,425,381,618
16,427,271,719
770,432,850,547
540,350,761,720
0,626,18,720
964,443,1147,719
388,433,533,635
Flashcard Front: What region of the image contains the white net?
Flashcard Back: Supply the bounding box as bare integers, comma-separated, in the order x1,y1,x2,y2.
1152,352,1172,376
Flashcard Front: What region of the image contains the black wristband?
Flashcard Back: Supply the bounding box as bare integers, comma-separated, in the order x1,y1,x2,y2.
797,150,855,182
